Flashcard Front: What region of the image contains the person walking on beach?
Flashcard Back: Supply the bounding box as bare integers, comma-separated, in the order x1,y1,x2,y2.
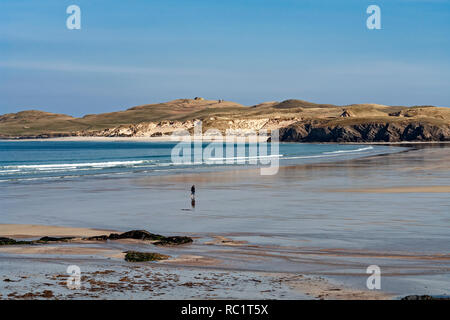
190,185,195,200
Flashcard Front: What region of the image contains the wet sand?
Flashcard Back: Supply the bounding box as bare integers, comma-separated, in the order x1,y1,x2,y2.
330,186,450,193
1,144,449,299
0,245,121,257
0,224,394,300
0,224,115,239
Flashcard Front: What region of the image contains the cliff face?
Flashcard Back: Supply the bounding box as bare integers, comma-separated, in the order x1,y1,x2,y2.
279,121,450,142
80,120,196,137
76,118,300,138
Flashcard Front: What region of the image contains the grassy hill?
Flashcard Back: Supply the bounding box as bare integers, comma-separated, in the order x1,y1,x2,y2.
0,98,449,141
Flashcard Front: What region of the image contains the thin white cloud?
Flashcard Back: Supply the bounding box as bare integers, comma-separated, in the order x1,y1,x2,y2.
0,60,217,77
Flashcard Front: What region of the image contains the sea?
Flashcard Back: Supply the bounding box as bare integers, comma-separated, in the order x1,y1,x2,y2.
0,140,397,183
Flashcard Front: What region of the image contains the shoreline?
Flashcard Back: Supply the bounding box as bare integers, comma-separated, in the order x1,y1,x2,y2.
1,136,450,145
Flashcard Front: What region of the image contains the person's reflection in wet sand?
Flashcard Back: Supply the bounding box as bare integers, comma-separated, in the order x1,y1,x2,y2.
190,185,196,209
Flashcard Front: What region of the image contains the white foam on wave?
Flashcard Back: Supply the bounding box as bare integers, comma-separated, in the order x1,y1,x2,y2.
283,150,371,160
322,146,373,154
2,160,153,171
0,169,20,173
207,154,283,161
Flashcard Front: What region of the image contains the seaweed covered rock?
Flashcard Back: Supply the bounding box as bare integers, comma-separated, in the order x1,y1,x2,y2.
0,230,193,247
0,237,31,245
124,251,170,262
108,230,165,241
84,235,109,241
153,236,193,246
37,236,75,243
1,236,74,245
103,230,193,246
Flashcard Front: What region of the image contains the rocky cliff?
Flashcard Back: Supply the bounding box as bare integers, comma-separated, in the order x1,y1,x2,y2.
279,120,450,142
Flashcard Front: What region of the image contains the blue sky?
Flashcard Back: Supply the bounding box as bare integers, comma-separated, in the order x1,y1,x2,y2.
1,0,449,116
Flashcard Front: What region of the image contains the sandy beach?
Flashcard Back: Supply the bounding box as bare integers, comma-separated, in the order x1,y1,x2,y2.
3,136,450,144
0,224,115,239
0,136,271,143
0,223,393,300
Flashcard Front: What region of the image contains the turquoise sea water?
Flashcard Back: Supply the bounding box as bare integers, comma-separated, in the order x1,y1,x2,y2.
0,141,398,182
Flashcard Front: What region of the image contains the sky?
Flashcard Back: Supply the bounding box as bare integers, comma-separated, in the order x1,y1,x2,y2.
0,0,449,116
